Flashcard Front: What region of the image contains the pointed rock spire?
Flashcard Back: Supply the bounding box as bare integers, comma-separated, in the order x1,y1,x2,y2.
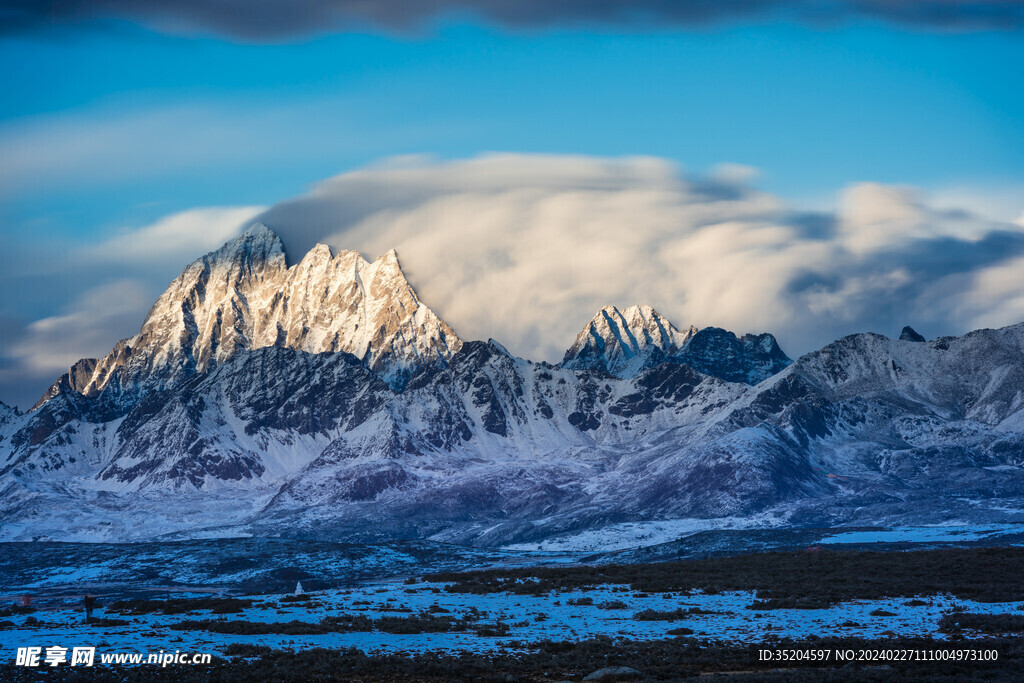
899,326,926,342
207,223,286,267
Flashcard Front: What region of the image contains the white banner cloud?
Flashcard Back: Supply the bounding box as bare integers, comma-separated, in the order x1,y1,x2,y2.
255,153,1024,364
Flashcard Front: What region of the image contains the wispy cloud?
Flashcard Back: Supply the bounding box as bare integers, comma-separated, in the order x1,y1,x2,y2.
0,279,154,410
0,98,469,201
0,205,260,408
83,205,266,265
0,102,334,199
2,1,1023,39
8,279,152,376
0,104,262,198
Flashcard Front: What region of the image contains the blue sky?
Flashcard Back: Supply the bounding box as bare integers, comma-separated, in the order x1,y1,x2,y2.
3,20,1023,236
1,7,1024,407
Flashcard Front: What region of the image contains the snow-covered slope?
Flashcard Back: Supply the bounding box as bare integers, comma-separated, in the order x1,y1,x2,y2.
786,326,1024,425
3,230,1024,544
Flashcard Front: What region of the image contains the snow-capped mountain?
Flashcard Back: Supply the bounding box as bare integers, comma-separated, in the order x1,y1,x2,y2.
561,305,697,376
34,224,461,414
560,304,791,384
2,226,1023,543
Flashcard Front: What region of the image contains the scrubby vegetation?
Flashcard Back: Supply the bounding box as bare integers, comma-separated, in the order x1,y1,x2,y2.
634,608,690,621
666,627,694,636
0,605,35,617
223,643,272,658
107,597,253,615
170,618,337,635
633,607,715,621
7,548,1023,681
374,613,461,634
427,548,1024,607
87,617,131,627
167,610,509,636
748,596,834,610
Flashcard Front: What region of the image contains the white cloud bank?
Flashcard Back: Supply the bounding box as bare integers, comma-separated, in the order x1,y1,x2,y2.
257,153,1024,363
4,153,1024,408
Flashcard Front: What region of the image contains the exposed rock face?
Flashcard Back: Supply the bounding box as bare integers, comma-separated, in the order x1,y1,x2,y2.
0,401,16,449
35,224,462,412
675,327,791,384
900,326,927,343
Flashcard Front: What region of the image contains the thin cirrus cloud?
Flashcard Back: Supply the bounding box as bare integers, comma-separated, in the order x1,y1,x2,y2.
1,1,1023,39
81,205,267,265
0,102,340,198
7,279,153,377
3,153,1024,409
0,104,265,198
0,278,156,410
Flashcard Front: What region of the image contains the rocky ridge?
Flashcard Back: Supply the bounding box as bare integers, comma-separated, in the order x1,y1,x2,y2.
3,226,1023,544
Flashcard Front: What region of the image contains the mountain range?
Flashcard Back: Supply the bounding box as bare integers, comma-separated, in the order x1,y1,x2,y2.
2,224,1023,544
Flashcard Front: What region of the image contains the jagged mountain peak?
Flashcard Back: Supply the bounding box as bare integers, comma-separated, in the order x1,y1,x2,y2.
9,302,1024,541
680,327,791,384
0,399,16,419
205,222,286,266
900,325,926,342
486,338,513,356
37,227,462,412
560,304,791,384
561,304,697,375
